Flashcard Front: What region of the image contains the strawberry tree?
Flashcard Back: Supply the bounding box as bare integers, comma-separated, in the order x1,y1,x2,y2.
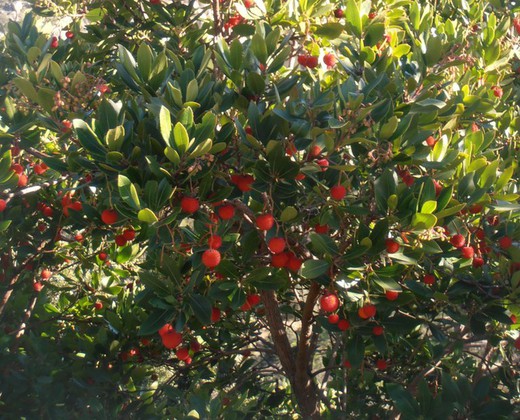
0,0,519,418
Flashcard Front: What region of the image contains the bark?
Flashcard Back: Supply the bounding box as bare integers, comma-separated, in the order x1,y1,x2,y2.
261,283,322,419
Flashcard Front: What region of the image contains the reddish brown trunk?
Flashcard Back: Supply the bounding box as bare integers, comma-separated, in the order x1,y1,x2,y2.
261,283,322,419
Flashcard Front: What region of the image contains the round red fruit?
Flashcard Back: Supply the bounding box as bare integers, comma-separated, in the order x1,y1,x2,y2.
298,55,308,66
101,209,118,225
315,224,328,234
218,204,235,220
286,254,302,272
338,319,350,331
330,185,346,201
423,274,435,285
334,8,344,18
256,214,274,231
385,239,399,254
425,136,436,147
320,293,340,312
499,236,513,250
461,246,475,259
316,158,329,171
115,235,127,247
306,56,319,69
41,269,52,280
208,235,222,249
358,304,376,319
385,290,399,301
211,307,221,323
472,257,484,268
94,301,103,310
268,237,286,254
161,330,182,349
323,53,336,68
372,326,384,336
176,347,190,360
271,252,289,268
202,249,221,268
376,359,388,370
492,86,503,98
181,196,199,213
123,229,135,241
328,314,339,324
0,199,5,212
450,234,465,248
247,294,261,307
33,282,43,292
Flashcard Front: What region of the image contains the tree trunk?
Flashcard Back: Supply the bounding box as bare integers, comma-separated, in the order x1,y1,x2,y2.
261,284,322,419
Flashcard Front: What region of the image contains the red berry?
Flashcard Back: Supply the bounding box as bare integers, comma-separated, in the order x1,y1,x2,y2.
330,185,346,201
202,249,221,268
358,304,376,319
43,206,53,217
74,233,84,242
309,145,322,157
368,12,376,19
450,234,465,248
33,282,43,292
315,224,328,234
510,314,517,324
286,254,302,272
343,360,351,368
334,8,344,18
385,290,399,301
190,340,201,353
372,326,384,336
11,163,23,174
150,0,161,4
338,319,350,331
65,30,74,39
385,239,399,254
297,55,309,66
268,237,286,254
98,252,108,261
181,196,199,213
17,173,28,187
33,164,47,175
323,53,336,68
320,293,340,312
271,252,289,268
218,204,235,220
256,214,274,231
492,86,503,98
115,235,127,247
306,56,319,69
101,209,118,225
328,314,339,324
423,274,435,285
162,331,182,349
244,0,255,8
425,136,436,147
247,294,261,307
176,347,190,360
61,119,72,131
211,307,221,323
208,235,222,249
474,228,485,240
469,204,483,214
123,229,135,241
0,199,5,212
461,246,475,259
376,359,387,370
499,236,513,250
472,257,484,268
316,158,329,171
94,301,103,310
515,336,520,350
50,36,59,49
41,269,52,280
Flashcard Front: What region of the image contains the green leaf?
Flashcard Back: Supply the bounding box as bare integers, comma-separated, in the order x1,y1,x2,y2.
314,23,344,39
159,106,172,147
118,175,140,210
421,200,437,214
478,160,499,189
73,119,106,158
188,139,213,159
0,220,11,232
300,260,329,279
495,166,513,191
13,78,38,102
137,43,153,80
165,147,180,165
105,125,125,151
139,309,175,336
188,294,212,325
251,34,268,64
138,208,158,223
345,0,362,38
37,88,56,113
374,169,397,212
174,122,190,154
280,206,298,222
309,233,339,255
229,39,243,70
140,271,171,295
386,383,419,417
